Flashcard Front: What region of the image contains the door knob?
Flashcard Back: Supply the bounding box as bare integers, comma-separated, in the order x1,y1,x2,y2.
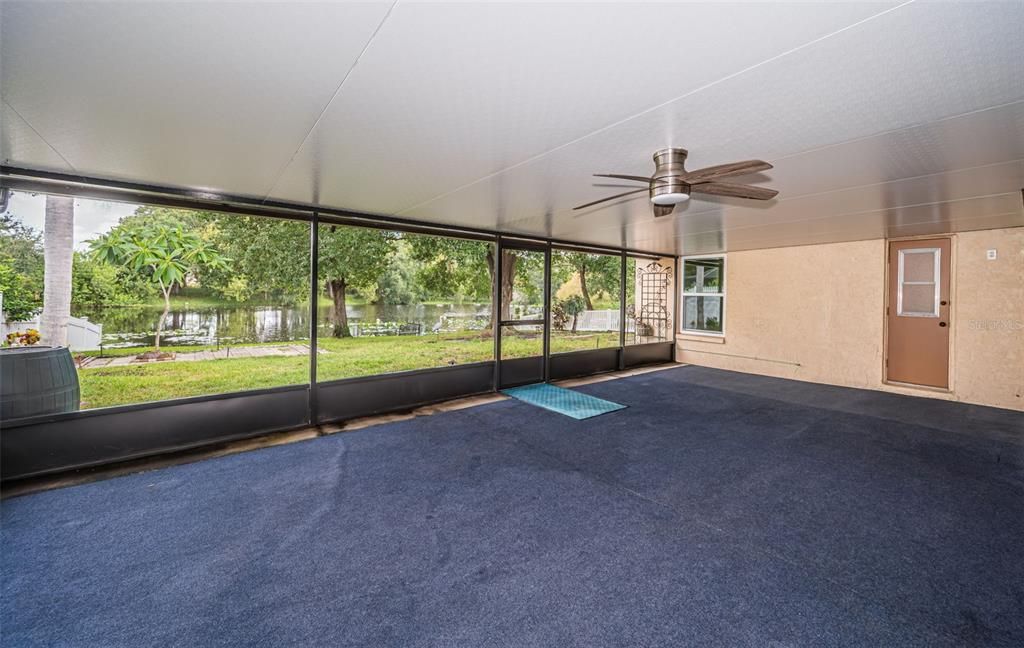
939,322,947,327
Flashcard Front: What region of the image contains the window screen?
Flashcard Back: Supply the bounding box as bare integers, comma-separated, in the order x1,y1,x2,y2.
897,248,939,317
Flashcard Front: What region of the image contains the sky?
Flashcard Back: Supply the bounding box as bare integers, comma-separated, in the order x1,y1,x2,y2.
4,191,142,251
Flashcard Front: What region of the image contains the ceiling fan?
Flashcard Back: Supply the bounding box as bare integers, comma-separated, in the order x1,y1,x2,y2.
574,148,778,217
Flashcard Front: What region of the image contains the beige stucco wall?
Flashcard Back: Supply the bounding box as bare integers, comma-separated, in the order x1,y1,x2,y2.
951,228,1024,410
676,227,1023,411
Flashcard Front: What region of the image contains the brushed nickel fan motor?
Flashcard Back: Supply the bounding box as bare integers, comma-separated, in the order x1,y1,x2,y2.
651,148,691,206
574,147,778,216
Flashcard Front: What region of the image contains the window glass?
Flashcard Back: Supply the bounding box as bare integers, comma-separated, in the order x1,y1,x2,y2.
315,224,494,382
682,257,724,334
902,250,936,283
899,285,937,316
550,250,621,353
1,191,309,414
683,258,723,293
683,296,723,333
897,249,939,317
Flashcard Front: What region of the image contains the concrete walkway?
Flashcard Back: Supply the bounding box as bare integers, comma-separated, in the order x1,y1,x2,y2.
78,344,313,368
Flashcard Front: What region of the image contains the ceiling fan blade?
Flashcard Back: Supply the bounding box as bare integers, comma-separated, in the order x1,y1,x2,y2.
593,173,652,183
653,204,675,217
683,160,773,184
691,182,779,200
573,187,649,210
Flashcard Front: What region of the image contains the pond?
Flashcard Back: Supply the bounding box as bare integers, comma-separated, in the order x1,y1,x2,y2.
73,302,491,348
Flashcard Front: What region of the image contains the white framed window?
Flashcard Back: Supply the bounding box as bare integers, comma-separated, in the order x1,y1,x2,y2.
681,255,725,335
896,247,941,318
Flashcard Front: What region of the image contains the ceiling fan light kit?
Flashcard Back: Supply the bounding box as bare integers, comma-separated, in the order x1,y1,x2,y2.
575,147,778,217
650,148,691,206
651,192,690,205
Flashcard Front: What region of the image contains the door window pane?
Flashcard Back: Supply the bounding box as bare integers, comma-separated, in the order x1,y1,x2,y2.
898,248,939,317
902,250,935,283
900,284,937,316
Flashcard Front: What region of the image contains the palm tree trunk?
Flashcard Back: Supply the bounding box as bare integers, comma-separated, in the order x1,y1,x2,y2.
155,280,171,350
41,195,74,347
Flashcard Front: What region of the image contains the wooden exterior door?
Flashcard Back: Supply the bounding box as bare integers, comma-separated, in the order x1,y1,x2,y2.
886,238,951,388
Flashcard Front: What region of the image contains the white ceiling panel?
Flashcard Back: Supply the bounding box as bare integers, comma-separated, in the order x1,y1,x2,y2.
406,1,1024,252
267,1,894,210
666,193,1024,254
759,101,1024,198
1,1,392,195
0,102,72,172
1,2,1021,255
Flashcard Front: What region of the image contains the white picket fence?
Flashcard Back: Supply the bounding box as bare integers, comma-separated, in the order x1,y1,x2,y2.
1,315,103,350
572,309,636,333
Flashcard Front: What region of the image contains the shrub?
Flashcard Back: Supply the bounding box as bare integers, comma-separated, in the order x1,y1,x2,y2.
553,295,586,332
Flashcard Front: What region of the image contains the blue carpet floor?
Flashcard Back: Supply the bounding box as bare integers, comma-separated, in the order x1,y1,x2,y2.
2,366,1022,647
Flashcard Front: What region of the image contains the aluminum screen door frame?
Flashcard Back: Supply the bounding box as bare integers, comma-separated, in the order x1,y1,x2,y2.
495,237,551,389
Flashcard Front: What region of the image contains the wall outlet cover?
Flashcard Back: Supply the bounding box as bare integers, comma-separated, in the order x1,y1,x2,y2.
986,249,998,260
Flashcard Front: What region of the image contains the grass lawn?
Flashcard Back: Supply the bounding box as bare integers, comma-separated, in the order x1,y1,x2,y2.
76,331,623,410
550,330,620,353
76,339,291,358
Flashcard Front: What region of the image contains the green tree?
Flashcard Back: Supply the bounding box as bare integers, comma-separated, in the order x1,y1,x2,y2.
211,217,395,337
116,205,207,232
0,213,44,321
70,252,152,306
406,237,544,323
406,235,492,303
560,295,586,333
360,239,421,305
116,206,221,297
89,224,229,349
209,216,308,303
554,252,621,310
319,224,396,336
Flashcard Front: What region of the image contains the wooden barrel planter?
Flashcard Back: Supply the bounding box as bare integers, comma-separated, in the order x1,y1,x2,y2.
0,346,81,420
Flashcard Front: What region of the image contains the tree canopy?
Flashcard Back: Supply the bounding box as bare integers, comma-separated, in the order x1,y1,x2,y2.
89,222,231,347
318,224,396,336
553,251,620,310
3,199,632,341
406,235,492,302
0,213,44,321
